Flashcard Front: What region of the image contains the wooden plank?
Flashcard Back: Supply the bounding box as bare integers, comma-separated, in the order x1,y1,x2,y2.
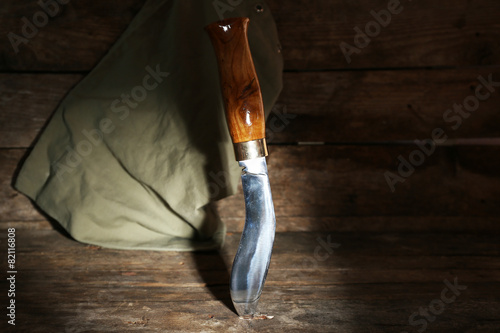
6,230,500,270
0,73,82,148
217,145,500,219
0,229,498,332
271,69,500,143
0,149,41,221
2,69,500,148
6,298,499,333
0,0,146,71
2,145,500,224
221,216,500,233
4,215,500,234
1,0,500,71
269,0,500,69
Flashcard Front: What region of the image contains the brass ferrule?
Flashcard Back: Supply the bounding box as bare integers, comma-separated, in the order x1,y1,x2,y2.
233,138,268,161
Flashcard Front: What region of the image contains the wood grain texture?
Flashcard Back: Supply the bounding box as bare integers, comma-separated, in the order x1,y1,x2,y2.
5,215,500,234
206,17,266,143
1,0,500,71
0,228,498,332
1,1,499,332
0,0,146,71
218,145,500,220
271,69,500,143
267,0,500,70
2,69,500,148
0,73,82,148
3,145,500,223
0,149,41,221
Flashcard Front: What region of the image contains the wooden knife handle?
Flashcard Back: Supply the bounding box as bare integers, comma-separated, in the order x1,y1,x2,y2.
205,17,265,145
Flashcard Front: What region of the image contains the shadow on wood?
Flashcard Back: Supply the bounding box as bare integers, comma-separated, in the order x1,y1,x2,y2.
191,250,237,316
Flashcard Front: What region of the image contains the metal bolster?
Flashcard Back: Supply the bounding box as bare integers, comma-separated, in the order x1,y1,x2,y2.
233,138,268,161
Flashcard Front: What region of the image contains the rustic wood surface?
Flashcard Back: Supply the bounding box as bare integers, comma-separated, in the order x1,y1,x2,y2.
2,145,500,225
268,0,500,70
1,0,500,71
1,0,499,332
1,228,499,332
2,69,500,148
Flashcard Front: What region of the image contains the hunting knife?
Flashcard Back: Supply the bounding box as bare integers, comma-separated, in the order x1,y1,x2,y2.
206,17,276,318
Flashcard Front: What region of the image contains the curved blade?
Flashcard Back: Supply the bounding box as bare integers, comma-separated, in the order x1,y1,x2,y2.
230,157,276,317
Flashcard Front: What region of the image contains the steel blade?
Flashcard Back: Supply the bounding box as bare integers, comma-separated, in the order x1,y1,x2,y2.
230,156,276,317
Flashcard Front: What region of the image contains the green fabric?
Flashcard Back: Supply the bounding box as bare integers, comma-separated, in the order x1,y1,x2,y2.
15,0,283,251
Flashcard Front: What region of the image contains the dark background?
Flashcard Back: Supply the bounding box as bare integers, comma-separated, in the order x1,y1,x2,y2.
1,0,500,332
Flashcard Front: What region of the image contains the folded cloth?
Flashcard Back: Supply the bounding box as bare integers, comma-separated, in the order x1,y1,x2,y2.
15,0,283,251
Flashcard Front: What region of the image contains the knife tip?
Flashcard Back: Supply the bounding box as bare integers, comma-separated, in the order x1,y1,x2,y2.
233,299,259,318
234,300,274,319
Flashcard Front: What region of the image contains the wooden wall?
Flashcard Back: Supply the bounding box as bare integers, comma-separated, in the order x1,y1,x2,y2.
1,0,500,232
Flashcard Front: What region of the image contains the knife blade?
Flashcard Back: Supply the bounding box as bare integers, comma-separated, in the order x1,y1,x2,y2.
205,17,276,318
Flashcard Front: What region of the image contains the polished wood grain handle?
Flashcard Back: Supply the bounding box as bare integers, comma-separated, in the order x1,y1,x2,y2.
206,17,267,160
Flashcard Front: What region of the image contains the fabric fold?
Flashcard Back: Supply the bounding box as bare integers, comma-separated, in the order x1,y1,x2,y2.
15,0,283,251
